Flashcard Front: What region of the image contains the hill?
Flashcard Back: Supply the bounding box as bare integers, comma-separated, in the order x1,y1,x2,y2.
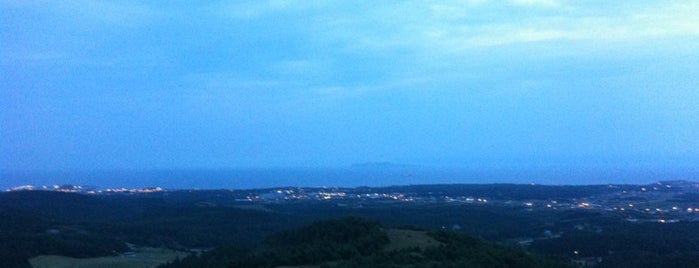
160,217,574,268
3,182,699,267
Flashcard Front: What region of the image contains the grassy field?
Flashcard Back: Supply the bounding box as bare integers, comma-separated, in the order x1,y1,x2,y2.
29,247,188,268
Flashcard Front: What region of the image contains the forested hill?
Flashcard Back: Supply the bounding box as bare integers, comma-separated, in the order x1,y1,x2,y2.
4,182,699,267
0,191,288,268
160,217,574,268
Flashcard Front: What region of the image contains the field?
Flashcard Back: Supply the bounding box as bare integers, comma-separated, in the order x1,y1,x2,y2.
29,247,187,268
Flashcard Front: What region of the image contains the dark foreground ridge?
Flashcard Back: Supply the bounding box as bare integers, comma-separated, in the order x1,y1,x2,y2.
2,181,699,267
160,217,574,268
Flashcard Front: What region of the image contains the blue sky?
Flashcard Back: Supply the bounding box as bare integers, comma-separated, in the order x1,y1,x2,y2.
2,0,699,171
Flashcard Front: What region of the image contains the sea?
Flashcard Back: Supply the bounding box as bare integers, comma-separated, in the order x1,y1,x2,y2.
2,167,698,190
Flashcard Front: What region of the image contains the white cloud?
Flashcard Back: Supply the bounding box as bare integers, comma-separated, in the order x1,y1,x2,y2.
313,86,359,97
458,28,580,47
511,0,559,8
308,1,699,54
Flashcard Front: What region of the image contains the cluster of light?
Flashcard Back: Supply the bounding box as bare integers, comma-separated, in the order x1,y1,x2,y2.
104,187,164,194
314,191,350,200
462,197,488,203
8,185,35,191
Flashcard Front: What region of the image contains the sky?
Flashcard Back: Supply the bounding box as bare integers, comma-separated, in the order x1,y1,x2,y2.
2,0,699,173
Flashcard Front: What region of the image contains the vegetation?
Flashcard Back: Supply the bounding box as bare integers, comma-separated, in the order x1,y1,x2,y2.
29,247,187,268
2,185,699,267
159,217,574,268
0,191,289,267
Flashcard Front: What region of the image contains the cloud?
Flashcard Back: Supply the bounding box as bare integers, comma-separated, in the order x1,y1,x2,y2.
305,1,699,55
313,86,358,97
511,0,559,8
197,0,699,100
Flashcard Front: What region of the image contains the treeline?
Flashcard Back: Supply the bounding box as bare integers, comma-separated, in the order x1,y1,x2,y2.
95,205,287,248
377,183,639,200
160,217,574,268
268,201,553,241
161,217,389,267
0,191,289,266
4,187,699,267
530,221,699,268
0,209,129,267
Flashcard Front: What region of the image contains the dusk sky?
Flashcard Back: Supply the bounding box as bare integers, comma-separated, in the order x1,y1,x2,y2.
2,0,699,172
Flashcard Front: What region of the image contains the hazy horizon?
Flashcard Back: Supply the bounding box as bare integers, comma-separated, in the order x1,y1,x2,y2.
3,165,699,191
3,1,699,185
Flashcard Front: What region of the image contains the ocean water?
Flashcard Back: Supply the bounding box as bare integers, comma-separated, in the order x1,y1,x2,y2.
2,167,698,190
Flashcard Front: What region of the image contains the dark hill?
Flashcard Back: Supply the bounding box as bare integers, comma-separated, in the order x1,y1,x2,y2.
0,190,157,221
160,217,574,268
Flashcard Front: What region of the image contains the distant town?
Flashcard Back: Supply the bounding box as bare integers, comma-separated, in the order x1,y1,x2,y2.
7,180,699,224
